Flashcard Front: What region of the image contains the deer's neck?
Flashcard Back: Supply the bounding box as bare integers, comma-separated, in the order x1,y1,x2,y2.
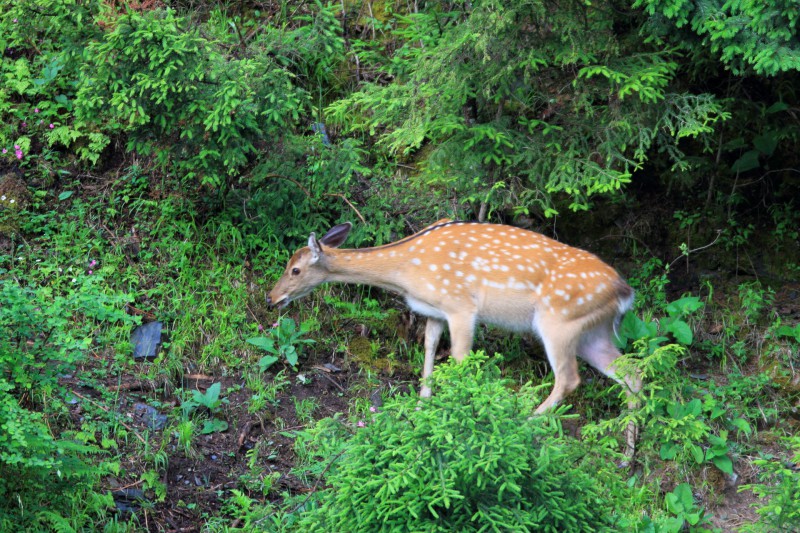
326,248,410,294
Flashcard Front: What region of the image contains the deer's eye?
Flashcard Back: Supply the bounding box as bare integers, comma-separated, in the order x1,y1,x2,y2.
291,268,301,275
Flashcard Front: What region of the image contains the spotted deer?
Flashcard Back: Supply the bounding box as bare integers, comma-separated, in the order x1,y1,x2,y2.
267,220,641,451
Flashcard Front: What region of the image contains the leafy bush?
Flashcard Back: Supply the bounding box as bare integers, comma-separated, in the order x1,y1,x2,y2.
73,8,309,189
0,278,135,528
296,352,634,532
740,435,800,532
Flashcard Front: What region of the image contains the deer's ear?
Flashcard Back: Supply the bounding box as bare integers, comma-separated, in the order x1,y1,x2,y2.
319,222,352,249
308,232,322,263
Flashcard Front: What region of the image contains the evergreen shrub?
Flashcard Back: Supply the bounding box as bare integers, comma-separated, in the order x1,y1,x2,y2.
297,352,629,532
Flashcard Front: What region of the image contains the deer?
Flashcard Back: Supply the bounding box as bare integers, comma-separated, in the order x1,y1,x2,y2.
267,219,642,454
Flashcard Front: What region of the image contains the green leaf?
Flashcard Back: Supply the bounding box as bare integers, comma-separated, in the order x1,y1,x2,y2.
58,191,74,201
731,150,760,173
258,355,279,372
284,346,298,367
690,444,704,464
765,102,789,114
730,418,752,435
201,419,228,434
660,442,678,460
664,320,693,345
712,455,733,475
665,296,703,316
247,336,276,353
753,132,778,156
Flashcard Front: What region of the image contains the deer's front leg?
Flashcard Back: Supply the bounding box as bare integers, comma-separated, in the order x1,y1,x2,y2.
420,318,445,398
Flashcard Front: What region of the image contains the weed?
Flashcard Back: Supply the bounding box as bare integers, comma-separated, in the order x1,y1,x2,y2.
294,398,320,425
247,317,316,370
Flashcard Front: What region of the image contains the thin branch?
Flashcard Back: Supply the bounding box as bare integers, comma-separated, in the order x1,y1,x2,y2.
668,230,722,268
325,193,366,224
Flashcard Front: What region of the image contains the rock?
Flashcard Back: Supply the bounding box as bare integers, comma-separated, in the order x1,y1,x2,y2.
132,402,168,431
132,321,163,361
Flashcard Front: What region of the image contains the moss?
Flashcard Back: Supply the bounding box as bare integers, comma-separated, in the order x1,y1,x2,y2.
0,173,31,212
348,336,400,375
348,336,375,364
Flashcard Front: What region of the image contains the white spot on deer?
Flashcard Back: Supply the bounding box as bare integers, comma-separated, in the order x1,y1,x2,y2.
443,279,450,286
596,282,607,293
429,264,438,272
427,283,436,291
443,264,451,270
587,293,594,301
577,297,585,305
500,265,509,272
409,246,416,252
411,258,421,265
465,274,476,282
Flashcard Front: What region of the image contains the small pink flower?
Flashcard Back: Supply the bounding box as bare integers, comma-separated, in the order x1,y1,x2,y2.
15,151,23,160
34,108,39,113
88,270,93,275
369,406,377,413
1,149,6,154
272,322,279,328
21,122,26,128
89,260,97,267
13,18,17,23
258,324,264,332
14,145,19,150
49,123,54,129
357,420,366,428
